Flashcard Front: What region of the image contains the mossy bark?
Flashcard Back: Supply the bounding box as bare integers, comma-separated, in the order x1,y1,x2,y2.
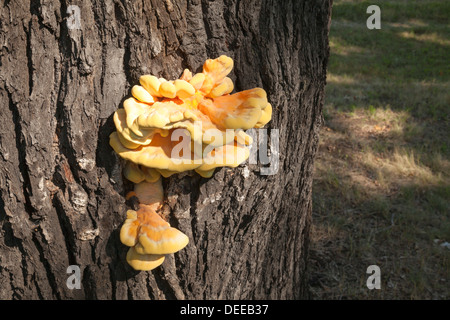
0,0,331,299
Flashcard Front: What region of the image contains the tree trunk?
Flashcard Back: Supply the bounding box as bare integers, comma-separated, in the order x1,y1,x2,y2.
0,0,331,299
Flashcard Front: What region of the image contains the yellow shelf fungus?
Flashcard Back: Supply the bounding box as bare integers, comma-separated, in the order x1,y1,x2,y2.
110,55,272,271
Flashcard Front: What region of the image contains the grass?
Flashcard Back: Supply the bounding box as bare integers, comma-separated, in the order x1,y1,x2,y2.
309,0,450,299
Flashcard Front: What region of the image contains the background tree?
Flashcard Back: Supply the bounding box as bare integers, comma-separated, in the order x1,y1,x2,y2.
0,0,331,299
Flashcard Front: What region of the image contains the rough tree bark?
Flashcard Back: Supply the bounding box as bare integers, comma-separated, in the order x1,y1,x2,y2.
0,0,331,299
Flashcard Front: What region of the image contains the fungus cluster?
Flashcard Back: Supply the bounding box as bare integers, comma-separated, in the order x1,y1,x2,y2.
110,55,272,270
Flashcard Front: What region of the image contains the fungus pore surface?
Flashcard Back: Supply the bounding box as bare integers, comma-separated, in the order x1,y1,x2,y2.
110,55,272,271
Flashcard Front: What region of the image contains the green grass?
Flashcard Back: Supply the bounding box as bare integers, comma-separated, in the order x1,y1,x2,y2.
310,0,450,299
332,1,450,24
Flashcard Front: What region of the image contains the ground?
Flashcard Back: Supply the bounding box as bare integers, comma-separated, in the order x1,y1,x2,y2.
309,0,449,299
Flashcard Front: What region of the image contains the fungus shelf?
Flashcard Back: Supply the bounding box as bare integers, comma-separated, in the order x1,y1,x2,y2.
110,55,272,271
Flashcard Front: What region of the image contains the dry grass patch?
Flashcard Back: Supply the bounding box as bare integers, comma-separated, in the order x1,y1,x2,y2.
310,108,449,299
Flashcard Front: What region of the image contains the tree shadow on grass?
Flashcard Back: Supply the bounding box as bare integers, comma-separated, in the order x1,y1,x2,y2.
311,100,449,299
310,157,450,299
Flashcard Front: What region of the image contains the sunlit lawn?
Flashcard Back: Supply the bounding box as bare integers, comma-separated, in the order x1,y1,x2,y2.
310,0,449,299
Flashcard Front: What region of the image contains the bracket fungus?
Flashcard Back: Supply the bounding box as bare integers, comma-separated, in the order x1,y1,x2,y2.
110,55,272,271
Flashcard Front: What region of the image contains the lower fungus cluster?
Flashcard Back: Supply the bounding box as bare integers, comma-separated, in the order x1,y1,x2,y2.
110,55,272,271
